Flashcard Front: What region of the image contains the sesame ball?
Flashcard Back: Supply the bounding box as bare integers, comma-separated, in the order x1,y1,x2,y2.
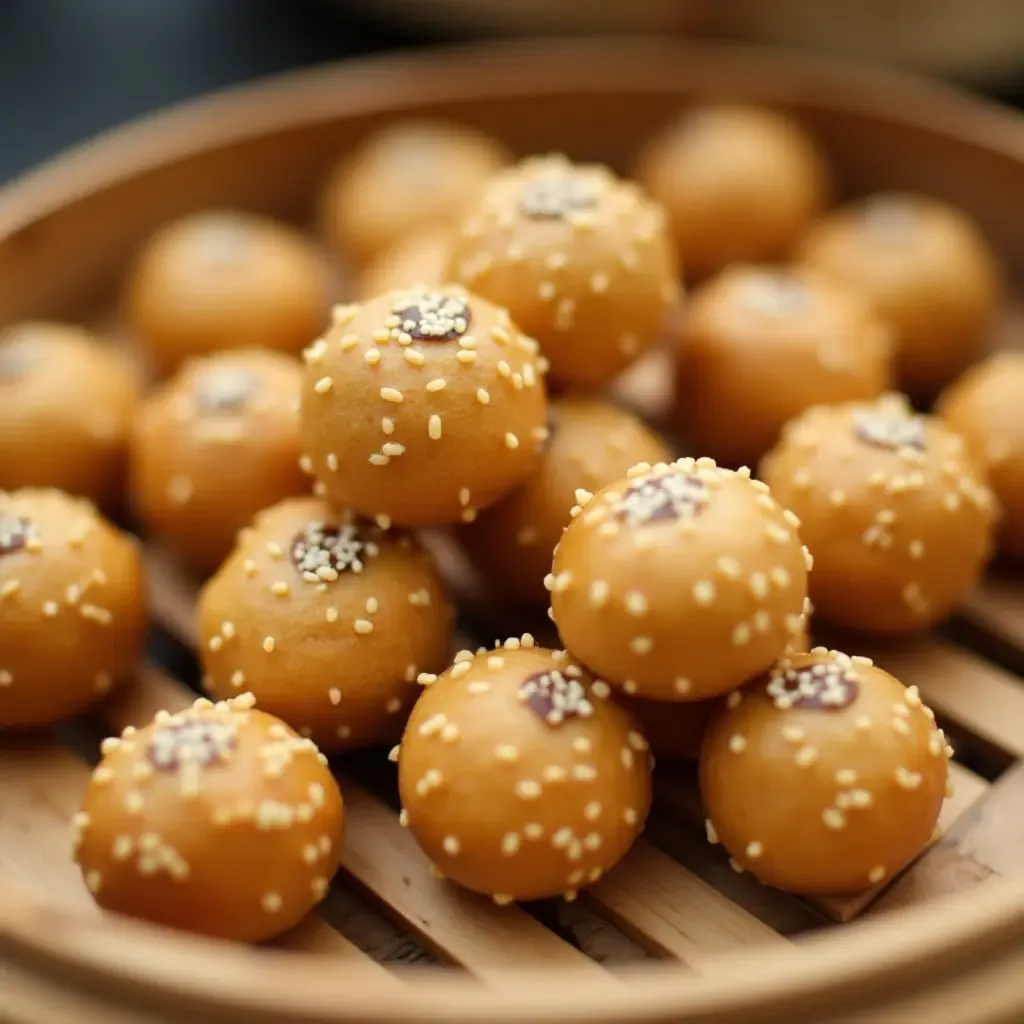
396,642,652,903
797,193,1000,399
198,497,452,753
635,104,831,281
0,489,146,729
700,649,950,894
938,351,1024,562
319,119,511,263
123,210,329,376
300,287,548,527
130,349,308,576
550,458,810,702
72,693,345,942
615,693,719,761
0,322,141,508
446,154,680,391
674,265,893,467
761,394,996,635
358,227,452,299
460,398,672,607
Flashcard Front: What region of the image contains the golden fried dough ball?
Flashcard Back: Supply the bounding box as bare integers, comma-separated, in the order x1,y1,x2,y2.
550,458,810,702
123,210,328,375
0,489,145,729
358,227,452,299
198,497,452,753
674,265,893,467
320,119,511,262
300,288,547,527
761,394,996,635
460,398,672,606
130,349,308,575
938,351,1024,562
797,193,1000,399
72,693,345,942
615,693,719,761
447,154,680,390
701,649,950,894
635,104,831,281
0,322,141,508
396,641,652,903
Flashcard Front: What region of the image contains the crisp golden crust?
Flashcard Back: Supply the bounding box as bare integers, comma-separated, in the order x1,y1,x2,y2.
130,349,309,575
635,104,831,281
73,694,345,942
550,458,810,702
674,265,893,467
761,394,996,634
0,488,146,728
938,351,1024,562
198,497,453,753
396,642,652,903
123,210,329,376
700,649,949,894
319,119,511,263
358,227,453,300
299,288,548,527
797,193,1000,399
446,154,680,390
460,398,672,607
0,322,141,508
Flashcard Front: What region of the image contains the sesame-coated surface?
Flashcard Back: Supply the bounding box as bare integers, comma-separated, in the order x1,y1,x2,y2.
938,351,1024,562
797,193,1000,399
459,398,672,607
396,642,652,903
0,322,141,507
674,265,893,467
761,394,996,634
446,154,679,390
198,497,453,753
299,288,548,527
0,488,146,728
635,104,831,282
358,227,453,300
73,694,345,942
550,458,810,701
700,649,949,894
130,349,309,575
123,210,329,376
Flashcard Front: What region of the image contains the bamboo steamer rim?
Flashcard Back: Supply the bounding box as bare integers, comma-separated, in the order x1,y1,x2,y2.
1,38,1024,1021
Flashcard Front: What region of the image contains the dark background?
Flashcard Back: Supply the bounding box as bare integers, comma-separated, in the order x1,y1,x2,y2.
3,0,1024,186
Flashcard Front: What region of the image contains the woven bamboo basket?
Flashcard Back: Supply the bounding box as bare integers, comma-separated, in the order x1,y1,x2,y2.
2,39,1024,1024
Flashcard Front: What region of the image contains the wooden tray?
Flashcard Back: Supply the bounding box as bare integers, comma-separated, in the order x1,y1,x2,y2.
2,38,1024,1024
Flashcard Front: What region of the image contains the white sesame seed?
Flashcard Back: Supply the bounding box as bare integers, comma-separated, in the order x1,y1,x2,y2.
314,377,334,394
380,387,404,403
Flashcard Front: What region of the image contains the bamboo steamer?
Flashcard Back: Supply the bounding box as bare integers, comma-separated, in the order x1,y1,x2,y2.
2,39,1024,1024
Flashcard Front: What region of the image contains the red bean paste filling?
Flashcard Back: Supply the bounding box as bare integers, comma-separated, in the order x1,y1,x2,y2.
520,668,594,727
766,661,859,711
291,521,375,582
147,718,238,771
194,370,259,414
519,176,597,220
391,292,471,342
853,410,927,452
0,516,32,557
614,473,709,527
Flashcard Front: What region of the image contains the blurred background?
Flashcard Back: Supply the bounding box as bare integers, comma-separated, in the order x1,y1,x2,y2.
5,0,1024,184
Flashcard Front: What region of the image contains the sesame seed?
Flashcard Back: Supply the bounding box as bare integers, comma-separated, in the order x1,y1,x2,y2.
262,636,276,653
442,836,460,856
674,677,691,695
795,745,819,767
693,580,716,606
380,387,404,403
505,432,520,450
630,636,653,655
427,414,442,440
381,442,405,457
623,808,638,826
516,779,542,799
261,892,283,913
501,832,521,856
314,377,334,394
425,377,446,392
746,841,763,859
729,734,747,754
369,454,390,466
270,581,289,597
731,623,751,646
705,819,719,844
868,865,887,885
822,808,846,830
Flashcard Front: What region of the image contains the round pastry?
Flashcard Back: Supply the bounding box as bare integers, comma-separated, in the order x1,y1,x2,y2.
674,265,893,468
358,227,452,299
300,287,548,527
0,488,146,729
635,104,831,281
396,640,652,903
938,351,1024,561
0,322,141,507
797,193,1000,399
550,457,810,702
130,349,309,576
700,648,950,894
460,398,673,607
72,692,345,942
198,497,453,753
320,119,511,263
761,394,996,635
123,210,328,375
446,154,680,391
